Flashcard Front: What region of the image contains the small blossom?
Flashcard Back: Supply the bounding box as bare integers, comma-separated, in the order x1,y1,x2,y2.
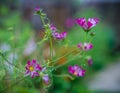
87,57,93,66
40,67,50,84
25,59,42,78
75,18,99,31
52,31,67,40
50,24,67,40
42,74,49,84
68,65,86,77
50,24,57,32
35,6,40,12
78,42,93,51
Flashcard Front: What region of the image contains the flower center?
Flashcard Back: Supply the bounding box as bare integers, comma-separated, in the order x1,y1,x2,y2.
29,66,34,71
74,71,77,76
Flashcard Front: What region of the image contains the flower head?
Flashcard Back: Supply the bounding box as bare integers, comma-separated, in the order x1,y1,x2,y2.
78,42,93,51
50,24,67,40
35,6,40,12
86,56,93,66
25,59,42,78
68,65,86,77
50,24,57,32
52,31,67,40
75,18,99,31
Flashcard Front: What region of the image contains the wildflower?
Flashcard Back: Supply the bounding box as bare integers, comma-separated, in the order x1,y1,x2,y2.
85,56,93,66
25,59,42,78
50,24,57,32
68,65,86,77
78,42,93,51
87,57,93,66
75,18,99,31
52,31,67,40
50,24,67,40
35,6,40,12
40,67,50,84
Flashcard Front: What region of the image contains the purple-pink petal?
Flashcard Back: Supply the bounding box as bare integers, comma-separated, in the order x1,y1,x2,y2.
87,58,93,66
76,18,86,27
42,74,49,84
61,31,67,39
31,59,36,65
27,60,31,65
35,64,42,71
68,66,74,74
50,24,57,32
77,43,83,49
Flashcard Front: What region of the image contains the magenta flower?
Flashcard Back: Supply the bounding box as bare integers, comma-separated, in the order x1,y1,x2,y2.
87,57,93,66
35,6,40,12
78,42,93,51
52,31,67,40
25,59,42,78
75,18,99,31
68,65,86,77
50,24,57,32
50,24,67,40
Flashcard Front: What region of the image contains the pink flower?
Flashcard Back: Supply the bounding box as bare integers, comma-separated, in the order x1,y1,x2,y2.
52,31,67,40
50,24,57,32
35,6,40,12
40,67,50,84
50,24,67,40
87,57,93,66
25,59,42,78
68,65,86,77
78,42,93,51
75,18,99,31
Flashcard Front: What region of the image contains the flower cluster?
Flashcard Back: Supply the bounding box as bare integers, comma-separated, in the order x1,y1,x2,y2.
75,18,99,31
77,42,93,51
68,65,85,77
50,24,67,40
23,7,99,87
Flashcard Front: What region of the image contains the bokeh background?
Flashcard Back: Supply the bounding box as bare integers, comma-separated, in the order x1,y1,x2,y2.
0,0,120,93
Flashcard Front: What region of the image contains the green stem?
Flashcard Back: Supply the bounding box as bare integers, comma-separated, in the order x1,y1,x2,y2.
50,36,53,60
89,37,94,43
41,49,79,67
40,15,46,26
53,74,74,80
54,51,82,70
84,32,88,42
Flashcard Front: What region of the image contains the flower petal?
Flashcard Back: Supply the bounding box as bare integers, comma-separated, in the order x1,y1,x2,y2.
31,59,36,65
35,64,42,71
68,66,74,74
42,74,49,84
88,18,99,29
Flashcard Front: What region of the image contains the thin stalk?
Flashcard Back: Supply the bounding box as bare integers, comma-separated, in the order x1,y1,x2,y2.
53,74,74,80
49,36,53,60
89,37,94,43
84,32,88,42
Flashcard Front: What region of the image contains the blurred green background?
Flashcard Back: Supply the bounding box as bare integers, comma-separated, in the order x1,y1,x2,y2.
0,0,120,93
